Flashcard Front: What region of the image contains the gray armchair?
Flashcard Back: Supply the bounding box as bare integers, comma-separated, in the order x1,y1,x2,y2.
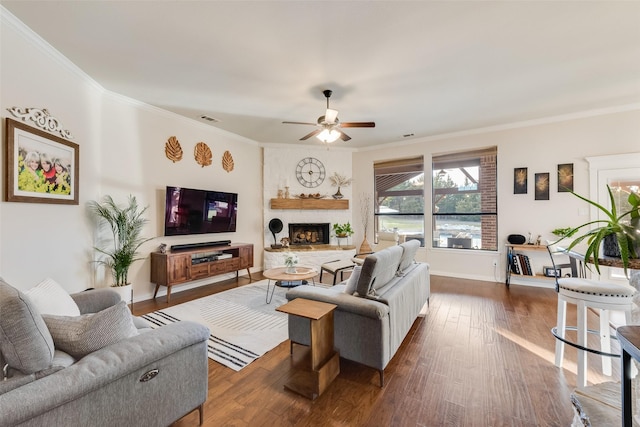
0,280,209,427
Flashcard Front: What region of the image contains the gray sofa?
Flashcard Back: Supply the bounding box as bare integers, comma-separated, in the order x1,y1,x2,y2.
285,239,430,386
0,279,209,427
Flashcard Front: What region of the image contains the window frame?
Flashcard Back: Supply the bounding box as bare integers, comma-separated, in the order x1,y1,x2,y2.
374,156,425,246
432,147,498,251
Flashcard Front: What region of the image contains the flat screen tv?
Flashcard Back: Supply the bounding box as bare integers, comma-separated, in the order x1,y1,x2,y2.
164,186,237,236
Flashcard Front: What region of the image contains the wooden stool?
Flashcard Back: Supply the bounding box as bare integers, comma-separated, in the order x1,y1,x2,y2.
553,277,636,388
320,259,354,285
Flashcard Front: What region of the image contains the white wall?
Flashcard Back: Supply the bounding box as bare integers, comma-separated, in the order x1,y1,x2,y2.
352,109,640,285
0,10,264,300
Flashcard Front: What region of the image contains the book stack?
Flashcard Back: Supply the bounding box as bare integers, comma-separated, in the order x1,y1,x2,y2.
509,253,534,276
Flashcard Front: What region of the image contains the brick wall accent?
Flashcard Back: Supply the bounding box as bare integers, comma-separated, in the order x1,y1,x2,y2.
480,154,497,250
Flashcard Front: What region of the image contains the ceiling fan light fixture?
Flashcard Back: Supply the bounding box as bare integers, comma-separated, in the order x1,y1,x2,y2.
316,128,341,143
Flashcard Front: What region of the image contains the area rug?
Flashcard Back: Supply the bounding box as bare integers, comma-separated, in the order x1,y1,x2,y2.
142,280,288,371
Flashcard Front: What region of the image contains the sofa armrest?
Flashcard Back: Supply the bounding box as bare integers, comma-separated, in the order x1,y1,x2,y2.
70,288,121,314
286,286,389,319
0,321,210,427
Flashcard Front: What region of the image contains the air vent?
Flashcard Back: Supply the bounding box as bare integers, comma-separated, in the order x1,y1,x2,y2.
199,115,220,123
403,133,414,138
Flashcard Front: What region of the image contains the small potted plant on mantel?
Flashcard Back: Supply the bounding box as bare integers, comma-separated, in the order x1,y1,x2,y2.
88,195,153,302
552,185,639,277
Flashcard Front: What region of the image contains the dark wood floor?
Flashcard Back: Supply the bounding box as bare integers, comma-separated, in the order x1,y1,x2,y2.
133,274,621,426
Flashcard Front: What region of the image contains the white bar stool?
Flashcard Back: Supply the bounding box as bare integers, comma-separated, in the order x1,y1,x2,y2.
553,277,636,388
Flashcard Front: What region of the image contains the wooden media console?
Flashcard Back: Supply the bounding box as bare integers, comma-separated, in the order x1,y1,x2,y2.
150,242,253,303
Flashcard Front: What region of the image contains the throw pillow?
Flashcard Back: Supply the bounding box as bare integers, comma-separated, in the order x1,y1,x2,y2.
24,278,81,317
0,279,55,374
344,265,361,295
43,301,138,359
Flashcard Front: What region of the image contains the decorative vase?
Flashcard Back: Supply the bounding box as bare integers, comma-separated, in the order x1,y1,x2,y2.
332,187,343,199
359,236,372,254
111,284,133,304
286,266,297,274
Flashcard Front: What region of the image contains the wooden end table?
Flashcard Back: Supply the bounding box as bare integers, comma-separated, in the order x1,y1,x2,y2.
263,266,317,304
276,298,340,400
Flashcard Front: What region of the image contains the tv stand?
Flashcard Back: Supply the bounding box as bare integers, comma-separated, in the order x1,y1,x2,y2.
151,243,253,303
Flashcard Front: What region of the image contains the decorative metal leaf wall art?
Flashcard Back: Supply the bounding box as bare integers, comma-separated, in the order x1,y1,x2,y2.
222,150,234,172
164,136,183,162
194,142,212,167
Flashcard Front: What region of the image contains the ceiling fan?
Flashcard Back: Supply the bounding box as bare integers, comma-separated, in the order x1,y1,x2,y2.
283,89,375,143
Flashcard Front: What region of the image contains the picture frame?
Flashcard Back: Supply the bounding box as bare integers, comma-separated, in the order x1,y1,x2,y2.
5,118,79,204
557,163,574,192
535,172,550,201
513,167,527,194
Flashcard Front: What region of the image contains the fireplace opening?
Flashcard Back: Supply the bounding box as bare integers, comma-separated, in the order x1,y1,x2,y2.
288,223,330,245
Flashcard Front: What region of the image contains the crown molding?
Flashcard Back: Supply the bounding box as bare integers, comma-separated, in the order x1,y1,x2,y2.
357,102,640,152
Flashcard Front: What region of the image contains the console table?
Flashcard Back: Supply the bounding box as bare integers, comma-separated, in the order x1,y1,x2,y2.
150,243,253,303
276,298,340,400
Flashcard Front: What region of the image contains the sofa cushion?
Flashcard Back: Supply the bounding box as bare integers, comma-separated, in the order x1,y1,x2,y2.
398,240,420,273
43,300,138,359
0,279,55,374
24,277,81,316
344,265,361,295
356,245,403,297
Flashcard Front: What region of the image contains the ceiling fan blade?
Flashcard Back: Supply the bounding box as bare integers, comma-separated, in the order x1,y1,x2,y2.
283,121,317,126
340,122,376,128
300,129,322,140
325,108,339,124
339,131,352,141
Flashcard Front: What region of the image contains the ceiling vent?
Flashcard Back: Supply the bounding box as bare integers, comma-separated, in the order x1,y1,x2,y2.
199,115,220,123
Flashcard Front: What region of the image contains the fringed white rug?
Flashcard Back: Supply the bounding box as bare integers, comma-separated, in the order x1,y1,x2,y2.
142,280,288,371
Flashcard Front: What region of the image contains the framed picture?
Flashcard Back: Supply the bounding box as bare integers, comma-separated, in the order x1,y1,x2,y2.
557,163,574,192
535,172,550,201
5,118,79,204
513,167,527,194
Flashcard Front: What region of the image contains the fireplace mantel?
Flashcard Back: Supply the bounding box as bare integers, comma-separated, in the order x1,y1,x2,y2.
270,198,349,210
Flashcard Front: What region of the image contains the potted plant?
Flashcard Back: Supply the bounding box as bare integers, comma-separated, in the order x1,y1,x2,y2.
283,252,299,274
553,185,639,276
333,222,354,238
88,195,153,301
329,172,352,200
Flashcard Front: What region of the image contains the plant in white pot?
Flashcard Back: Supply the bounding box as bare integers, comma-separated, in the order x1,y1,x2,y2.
88,195,153,302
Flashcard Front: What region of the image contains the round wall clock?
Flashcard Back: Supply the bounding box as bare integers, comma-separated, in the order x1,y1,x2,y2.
295,157,326,188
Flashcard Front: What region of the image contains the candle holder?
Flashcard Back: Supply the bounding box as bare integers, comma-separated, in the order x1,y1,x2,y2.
284,186,290,199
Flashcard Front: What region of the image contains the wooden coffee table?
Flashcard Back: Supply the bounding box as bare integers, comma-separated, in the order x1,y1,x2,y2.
276,298,340,400
263,266,317,304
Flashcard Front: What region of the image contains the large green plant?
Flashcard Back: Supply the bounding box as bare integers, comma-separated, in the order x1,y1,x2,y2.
554,185,639,276
89,195,152,286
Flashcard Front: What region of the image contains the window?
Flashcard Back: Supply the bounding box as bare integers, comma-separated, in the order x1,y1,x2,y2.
432,147,497,251
374,157,424,246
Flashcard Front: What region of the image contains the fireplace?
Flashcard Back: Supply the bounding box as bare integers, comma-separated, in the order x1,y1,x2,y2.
288,223,330,245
